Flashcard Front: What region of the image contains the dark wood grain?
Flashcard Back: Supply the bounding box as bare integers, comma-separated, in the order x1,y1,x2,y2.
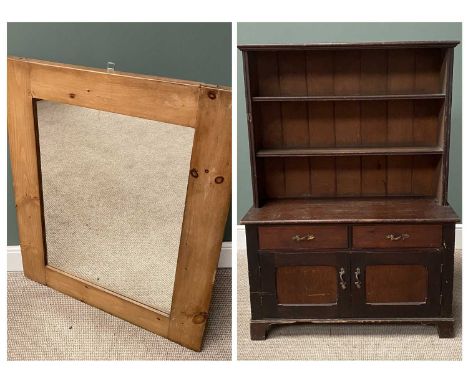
250,321,272,340
335,102,360,146
361,156,387,196
361,50,388,94
305,50,334,95
276,266,338,304
361,101,387,145
256,98,442,152
278,51,307,96
437,321,455,338
249,47,446,99
334,50,361,95
284,157,309,197
388,49,415,94
241,198,459,224
387,100,414,145
247,52,269,207
259,102,282,149
413,99,440,146
441,224,455,317
281,103,308,147
310,157,336,197
238,41,459,51
352,224,442,248
387,156,413,195
260,251,349,319
441,48,455,205
245,225,263,319
251,318,455,340
412,155,440,196
255,51,280,96
252,94,446,101
335,157,361,196
258,225,348,250
263,158,285,199
257,147,443,157
307,102,335,147
415,48,443,93
350,251,442,318
365,265,428,303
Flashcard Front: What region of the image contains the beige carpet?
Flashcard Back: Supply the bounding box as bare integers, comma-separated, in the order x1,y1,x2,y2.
7,269,231,360
237,250,462,360
37,101,194,313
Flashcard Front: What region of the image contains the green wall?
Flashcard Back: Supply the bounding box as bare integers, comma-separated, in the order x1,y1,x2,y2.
7,22,232,244
237,22,462,222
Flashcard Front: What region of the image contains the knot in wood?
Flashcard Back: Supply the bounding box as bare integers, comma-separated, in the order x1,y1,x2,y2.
190,168,199,178
215,176,224,184
208,91,217,100
192,312,208,324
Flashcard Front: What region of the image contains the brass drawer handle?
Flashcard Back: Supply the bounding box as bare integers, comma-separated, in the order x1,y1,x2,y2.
385,233,410,241
354,267,362,289
292,234,315,242
339,267,347,290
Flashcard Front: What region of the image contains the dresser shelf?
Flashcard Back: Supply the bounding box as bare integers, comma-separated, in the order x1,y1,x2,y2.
252,94,446,102
241,197,459,225
256,146,443,157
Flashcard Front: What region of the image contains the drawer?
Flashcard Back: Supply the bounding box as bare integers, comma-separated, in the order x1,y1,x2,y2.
352,224,442,249
258,225,348,250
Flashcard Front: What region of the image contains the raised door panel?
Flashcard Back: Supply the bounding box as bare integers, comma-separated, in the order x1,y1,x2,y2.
350,251,441,318
260,252,350,318
276,265,338,304
365,265,428,304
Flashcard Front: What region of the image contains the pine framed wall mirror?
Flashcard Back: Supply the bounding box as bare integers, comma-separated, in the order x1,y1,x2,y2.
7,57,232,351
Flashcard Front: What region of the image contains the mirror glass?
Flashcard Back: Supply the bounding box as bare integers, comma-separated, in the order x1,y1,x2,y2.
37,100,194,313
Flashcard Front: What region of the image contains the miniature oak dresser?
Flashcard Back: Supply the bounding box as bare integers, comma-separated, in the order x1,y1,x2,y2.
239,41,460,340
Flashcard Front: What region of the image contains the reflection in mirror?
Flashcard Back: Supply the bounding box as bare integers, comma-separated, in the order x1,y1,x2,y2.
37,101,194,313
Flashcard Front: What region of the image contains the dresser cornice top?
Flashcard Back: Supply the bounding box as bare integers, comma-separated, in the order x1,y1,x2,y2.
238,41,460,51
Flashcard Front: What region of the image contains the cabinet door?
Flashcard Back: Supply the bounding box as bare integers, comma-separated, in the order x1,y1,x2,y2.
260,252,350,318
350,251,441,317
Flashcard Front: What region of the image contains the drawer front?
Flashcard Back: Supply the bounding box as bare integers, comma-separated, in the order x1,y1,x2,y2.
258,225,348,250
353,224,442,249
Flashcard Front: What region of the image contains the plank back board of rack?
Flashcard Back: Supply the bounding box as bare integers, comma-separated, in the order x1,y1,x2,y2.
239,41,458,207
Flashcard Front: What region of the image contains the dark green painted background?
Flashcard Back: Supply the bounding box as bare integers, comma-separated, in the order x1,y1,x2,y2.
237,22,462,222
7,22,232,244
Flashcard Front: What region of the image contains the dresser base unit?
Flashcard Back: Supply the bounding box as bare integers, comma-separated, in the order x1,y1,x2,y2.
242,201,458,340
250,317,455,340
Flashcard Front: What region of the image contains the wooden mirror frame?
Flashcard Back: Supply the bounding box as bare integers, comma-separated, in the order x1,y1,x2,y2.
7,57,232,351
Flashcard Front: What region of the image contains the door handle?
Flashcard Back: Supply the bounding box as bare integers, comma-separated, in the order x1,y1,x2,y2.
354,267,362,289
339,267,347,290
